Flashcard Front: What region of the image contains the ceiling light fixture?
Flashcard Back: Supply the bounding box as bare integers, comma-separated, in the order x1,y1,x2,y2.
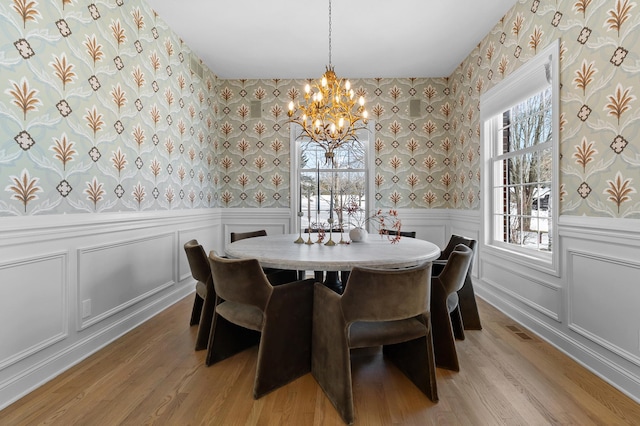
287,0,368,163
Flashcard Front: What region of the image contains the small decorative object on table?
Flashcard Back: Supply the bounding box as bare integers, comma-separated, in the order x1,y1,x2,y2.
294,211,305,244
344,198,403,244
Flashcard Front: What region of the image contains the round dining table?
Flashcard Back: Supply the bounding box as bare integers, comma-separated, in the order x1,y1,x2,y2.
225,233,441,293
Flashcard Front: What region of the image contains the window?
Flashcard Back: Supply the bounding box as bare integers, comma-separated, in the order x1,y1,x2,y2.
481,40,559,274
290,123,374,232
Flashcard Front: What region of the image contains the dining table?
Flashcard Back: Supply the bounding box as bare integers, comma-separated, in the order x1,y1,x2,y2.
225,233,441,293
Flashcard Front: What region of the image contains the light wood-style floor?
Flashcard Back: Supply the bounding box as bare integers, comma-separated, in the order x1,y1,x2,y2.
2,296,639,425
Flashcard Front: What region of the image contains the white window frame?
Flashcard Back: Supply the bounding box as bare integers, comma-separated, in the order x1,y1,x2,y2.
290,121,375,232
480,39,560,276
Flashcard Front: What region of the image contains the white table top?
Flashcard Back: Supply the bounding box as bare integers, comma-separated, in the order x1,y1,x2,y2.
225,233,441,271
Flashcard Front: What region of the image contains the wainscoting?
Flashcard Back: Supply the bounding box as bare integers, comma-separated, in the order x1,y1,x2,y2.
0,209,221,410
476,213,640,403
2,208,639,410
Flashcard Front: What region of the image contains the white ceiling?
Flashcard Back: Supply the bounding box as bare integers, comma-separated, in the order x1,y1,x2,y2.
146,0,519,79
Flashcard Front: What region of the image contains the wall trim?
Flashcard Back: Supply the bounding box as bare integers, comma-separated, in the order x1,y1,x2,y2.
566,248,640,368
475,282,640,404
0,251,69,371
0,286,193,411
479,259,561,322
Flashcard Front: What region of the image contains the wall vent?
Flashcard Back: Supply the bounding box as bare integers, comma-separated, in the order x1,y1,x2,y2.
409,99,421,117
190,55,204,80
250,101,262,118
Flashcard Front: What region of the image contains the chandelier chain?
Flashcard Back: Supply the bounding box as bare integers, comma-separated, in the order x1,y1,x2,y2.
328,0,332,66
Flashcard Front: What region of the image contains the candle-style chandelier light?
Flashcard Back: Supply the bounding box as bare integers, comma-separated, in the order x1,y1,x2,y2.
287,0,368,162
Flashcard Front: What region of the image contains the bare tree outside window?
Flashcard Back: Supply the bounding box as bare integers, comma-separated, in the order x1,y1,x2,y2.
496,88,552,252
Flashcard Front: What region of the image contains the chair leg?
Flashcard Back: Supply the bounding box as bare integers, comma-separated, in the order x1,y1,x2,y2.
195,287,216,351
458,274,482,330
206,313,260,366
254,281,314,399
383,335,438,402
312,285,354,425
189,293,204,326
450,306,465,341
431,300,460,371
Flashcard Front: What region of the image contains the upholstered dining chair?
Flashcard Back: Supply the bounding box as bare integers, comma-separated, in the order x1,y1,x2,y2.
184,239,215,351
230,229,300,284
433,234,481,331
381,229,417,238
312,262,438,425
207,252,315,399
430,244,474,371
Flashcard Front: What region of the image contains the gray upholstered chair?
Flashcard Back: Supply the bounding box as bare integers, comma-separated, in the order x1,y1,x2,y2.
381,229,417,238
432,234,481,331
312,262,438,425
431,244,474,371
184,239,215,351
207,252,315,399
230,230,300,284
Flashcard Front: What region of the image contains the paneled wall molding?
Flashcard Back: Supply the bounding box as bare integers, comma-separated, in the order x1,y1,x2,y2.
0,209,221,410
475,214,640,403
0,283,193,411
0,252,68,371
479,257,562,321
77,232,177,330
566,248,640,368
559,215,640,243
475,281,640,401
0,209,220,246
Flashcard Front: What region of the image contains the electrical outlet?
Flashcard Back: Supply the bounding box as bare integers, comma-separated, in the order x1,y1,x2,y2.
82,299,91,318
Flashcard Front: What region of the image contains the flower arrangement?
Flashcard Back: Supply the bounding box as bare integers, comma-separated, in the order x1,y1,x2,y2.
369,209,402,244
342,198,402,243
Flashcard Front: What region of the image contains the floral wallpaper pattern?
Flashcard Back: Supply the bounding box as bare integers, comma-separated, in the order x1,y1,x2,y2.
452,0,640,218
2,0,639,219
218,0,640,217
217,77,457,209
0,0,218,216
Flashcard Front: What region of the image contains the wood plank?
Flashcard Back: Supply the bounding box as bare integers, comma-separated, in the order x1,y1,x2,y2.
2,297,639,425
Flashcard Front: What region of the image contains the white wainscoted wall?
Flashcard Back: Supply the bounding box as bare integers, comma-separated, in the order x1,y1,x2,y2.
0,209,221,410
2,208,639,410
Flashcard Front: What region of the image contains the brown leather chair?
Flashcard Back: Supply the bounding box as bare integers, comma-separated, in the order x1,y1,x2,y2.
432,234,481,331
431,244,474,371
230,230,300,284
312,262,438,425
184,239,215,351
207,252,315,399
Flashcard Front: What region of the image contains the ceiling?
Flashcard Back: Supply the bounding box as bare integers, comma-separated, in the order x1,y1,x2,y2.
146,0,519,80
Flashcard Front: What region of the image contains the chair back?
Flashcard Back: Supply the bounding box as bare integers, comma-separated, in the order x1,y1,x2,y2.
341,262,432,323
382,229,417,238
438,234,476,261
208,253,272,310
230,229,267,242
184,239,211,284
436,244,473,296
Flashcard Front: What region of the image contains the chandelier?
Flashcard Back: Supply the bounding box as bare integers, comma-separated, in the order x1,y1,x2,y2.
287,0,368,162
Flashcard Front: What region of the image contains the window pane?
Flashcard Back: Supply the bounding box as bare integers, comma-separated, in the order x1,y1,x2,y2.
507,88,551,152
296,125,369,232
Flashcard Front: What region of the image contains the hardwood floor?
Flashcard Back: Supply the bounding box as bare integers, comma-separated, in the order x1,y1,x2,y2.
2,296,639,425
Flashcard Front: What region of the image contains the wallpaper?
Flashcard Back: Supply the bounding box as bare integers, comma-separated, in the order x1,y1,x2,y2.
452,0,640,218
0,0,218,216
2,0,639,219
217,78,458,209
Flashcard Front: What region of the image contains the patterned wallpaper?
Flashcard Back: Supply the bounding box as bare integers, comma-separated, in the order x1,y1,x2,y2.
217,78,458,209
452,0,640,218
0,0,218,216
2,0,639,218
